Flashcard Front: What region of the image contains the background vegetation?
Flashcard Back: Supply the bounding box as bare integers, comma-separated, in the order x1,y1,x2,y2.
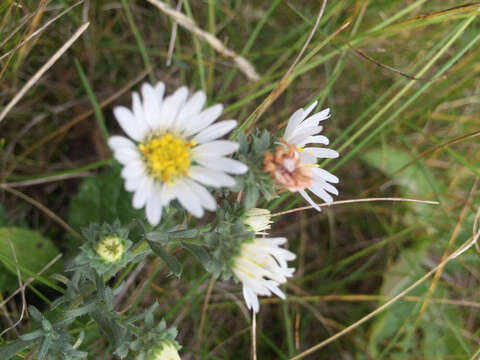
1,0,480,358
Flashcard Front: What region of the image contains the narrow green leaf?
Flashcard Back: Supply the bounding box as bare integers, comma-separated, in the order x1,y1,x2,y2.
0,340,34,360
148,241,182,277
168,229,199,239
181,243,211,271
146,231,169,244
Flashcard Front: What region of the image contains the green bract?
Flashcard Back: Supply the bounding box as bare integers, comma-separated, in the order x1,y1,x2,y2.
72,221,137,276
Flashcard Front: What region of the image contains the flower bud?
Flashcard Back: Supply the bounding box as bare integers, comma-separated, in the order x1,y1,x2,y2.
243,208,272,234
150,341,181,360
96,236,125,263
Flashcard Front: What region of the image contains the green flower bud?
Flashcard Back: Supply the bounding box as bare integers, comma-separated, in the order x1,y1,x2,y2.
96,235,125,263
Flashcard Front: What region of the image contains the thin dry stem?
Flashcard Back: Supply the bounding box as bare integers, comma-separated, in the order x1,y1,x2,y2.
255,294,480,309
246,0,330,130
194,276,216,358
166,0,182,66
415,178,478,322
0,240,27,337
7,68,150,177
251,312,257,360
0,22,90,124
289,224,480,359
147,0,259,81
2,172,91,188
0,12,34,49
366,129,480,194
0,1,84,61
0,184,81,239
0,254,62,310
271,197,440,217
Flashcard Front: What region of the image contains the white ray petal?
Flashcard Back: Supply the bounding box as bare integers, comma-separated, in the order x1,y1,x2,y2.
145,185,163,226
132,91,149,132
297,135,329,147
121,160,145,180
195,156,247,174
108,135,136,152
303,147,339,159
183,104,223,137
303,101,318,118
309,184,334,204
176,180,204,218
192,120,237,144
125,172,146,192
284,108,305,141
159,86,189,130
193,140,239,157
322,182,339,195
113,147,140,165
141,82,162,129
243,285,259,313
288,126,324,145
113,106,147,142
299,189,320,211
312,167,339,183
188,166,236,188
133,176,154,209
185,179,216,211
177,90,207,131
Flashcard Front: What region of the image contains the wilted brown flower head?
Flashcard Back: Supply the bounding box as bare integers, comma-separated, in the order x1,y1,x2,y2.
264,141,313,192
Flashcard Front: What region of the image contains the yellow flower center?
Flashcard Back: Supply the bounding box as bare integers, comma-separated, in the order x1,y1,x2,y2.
138,133,195,183
96,236,124,263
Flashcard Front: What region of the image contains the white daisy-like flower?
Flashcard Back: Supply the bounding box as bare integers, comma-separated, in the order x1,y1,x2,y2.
232,236,296,313
264,101,339,210
149,341,180,360
109,82,248,226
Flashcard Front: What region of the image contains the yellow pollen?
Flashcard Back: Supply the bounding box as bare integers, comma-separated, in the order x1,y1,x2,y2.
138,133,195,183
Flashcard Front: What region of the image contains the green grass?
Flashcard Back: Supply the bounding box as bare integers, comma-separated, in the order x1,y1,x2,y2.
1,1,480,359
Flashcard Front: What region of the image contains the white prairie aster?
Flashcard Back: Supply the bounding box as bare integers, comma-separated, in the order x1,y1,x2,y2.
232,236,295,313
109,82,247,225
264,101,339,210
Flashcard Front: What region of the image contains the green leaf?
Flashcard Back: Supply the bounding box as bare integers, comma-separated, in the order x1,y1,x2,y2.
367,241,465,358
168,229,199,239
244,184,259,210
361,145,444,227
367,244,429,357
0,340,34,360
361,146,442,196
90,309,128,351
181,243,212,271
148,241,182,277
0,227,63,282
146,231,169,244
68,166,142,231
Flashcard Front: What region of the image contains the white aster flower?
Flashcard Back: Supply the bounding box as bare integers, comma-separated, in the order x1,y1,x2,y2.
264,101,339,211
150,341,180,360
232,236,296,313
109,82,248,226
243,208,272,234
